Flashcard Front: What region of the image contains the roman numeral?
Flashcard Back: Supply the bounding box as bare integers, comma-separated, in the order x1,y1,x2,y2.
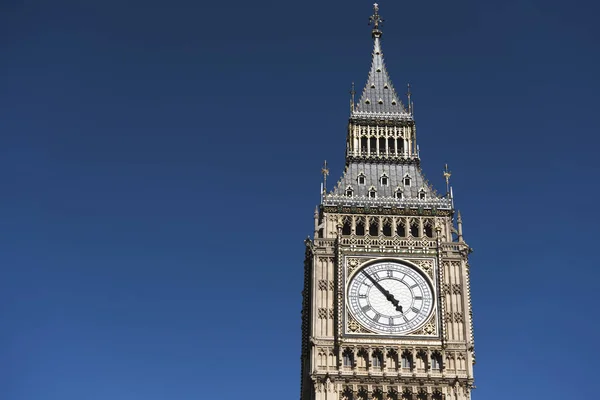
411,307,420,313
362,305,371,312
387,270,393,277
411,284,419,289
359,294,367,298
373,313,381,322
415,296,423,300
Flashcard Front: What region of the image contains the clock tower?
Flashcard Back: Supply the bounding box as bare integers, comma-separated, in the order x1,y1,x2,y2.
300,4,476,400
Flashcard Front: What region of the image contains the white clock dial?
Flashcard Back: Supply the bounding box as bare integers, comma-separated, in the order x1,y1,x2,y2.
347,261,434,335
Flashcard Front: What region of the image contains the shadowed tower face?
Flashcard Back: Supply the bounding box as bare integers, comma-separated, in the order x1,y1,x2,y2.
300,4,476,400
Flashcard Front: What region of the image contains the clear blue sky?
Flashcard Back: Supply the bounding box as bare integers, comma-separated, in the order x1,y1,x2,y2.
2,1,599,399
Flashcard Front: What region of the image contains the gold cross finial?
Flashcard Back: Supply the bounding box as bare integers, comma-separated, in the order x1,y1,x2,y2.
321,160,329,195
350,82,356,112
443,164,452,194
368,3,384,38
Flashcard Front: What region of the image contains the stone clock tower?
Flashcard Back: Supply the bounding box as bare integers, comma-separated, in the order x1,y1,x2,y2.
300,5,476,400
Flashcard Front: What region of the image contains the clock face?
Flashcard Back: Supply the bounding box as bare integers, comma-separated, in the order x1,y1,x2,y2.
347,261,434,335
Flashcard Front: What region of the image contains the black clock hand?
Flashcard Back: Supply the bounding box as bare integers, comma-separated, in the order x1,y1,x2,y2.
362,271,403,313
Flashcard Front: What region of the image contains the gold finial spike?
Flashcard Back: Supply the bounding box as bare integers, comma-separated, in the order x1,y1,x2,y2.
321,160,330,195
350,82,356,112
443,163,452,195
368,3,384,38
406,83,412,114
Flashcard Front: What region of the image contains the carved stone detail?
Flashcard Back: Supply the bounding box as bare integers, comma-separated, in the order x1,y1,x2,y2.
347,310,372,334
347,257,364,276
408,258,434,279
411,312,437,336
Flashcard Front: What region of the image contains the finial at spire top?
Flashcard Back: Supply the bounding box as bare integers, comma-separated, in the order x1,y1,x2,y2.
443,164,452,195
350,82,356,112
406,83,412,114
321,160,329,196
368,3,384,38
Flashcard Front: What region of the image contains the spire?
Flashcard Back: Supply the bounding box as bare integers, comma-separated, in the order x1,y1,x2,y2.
353,4,409,117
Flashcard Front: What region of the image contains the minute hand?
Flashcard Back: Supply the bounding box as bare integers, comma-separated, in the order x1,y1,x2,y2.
362,271,403,313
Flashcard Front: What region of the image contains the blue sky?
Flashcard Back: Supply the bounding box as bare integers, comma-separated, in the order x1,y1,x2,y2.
1,0,599,399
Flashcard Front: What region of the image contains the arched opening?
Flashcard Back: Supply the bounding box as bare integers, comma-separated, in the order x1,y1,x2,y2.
424,220,433,238
382,220,392,237
410,220,419,237
401,351,412,371
372,350,383,371
396,138,404,154
360,137,368,154
419,189,426,200
341,387,354,400
431,352,443,372
378,137,386,154
342,218,352,236
396,220,406,237
387,349,399,371
416,350,427,372
372,389,383,400
357,348,369,371
369,137,377,155
342,349,354,370
369,219,379,236
356,219,365,236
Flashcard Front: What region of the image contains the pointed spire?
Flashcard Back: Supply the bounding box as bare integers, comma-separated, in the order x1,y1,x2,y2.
353,4,409,117
457,211,464,242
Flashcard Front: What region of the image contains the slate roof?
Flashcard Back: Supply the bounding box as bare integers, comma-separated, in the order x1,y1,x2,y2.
352,36,410,117
324,162,451,209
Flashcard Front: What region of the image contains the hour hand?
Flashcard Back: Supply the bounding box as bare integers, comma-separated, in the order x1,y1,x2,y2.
362,271,403,313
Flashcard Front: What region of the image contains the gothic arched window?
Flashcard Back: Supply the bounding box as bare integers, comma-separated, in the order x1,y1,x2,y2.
401,352,412,370
395,188,403,199
403,175,411,186
378,137,385,154
356,218,365,236
410,220,419,237
431,352,443,372
370,137,377,154
342,218,352,236
396,220,406,237
397,138,404,154
419,189,426,200
424,219,433,238
343,349,354,368
345,187,354,197
382,219,392,237
372,350,383,370
369,219,378,236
